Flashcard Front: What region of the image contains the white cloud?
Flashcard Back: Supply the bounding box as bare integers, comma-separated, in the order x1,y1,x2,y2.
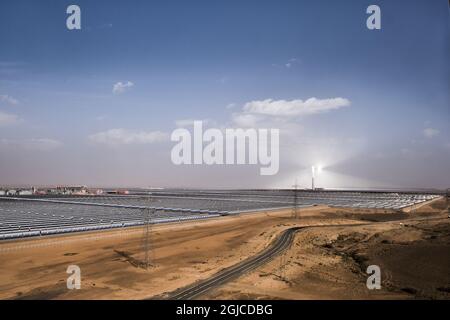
285,58,298,68
273,58,299,69
423,128,439,138
0,138,63,151
175,119,214,127
226,103,236,109
243,97,350,117
0,94,19,105
112,81,134,94
228,97,349,133
175,119,197,127
0,111,20,126
25,138,63,150
88,129,167,146
231,113,261,128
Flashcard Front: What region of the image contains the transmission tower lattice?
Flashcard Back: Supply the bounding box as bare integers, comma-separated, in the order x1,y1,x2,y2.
446,189,450,215
292,180,300,219
141,196,153,270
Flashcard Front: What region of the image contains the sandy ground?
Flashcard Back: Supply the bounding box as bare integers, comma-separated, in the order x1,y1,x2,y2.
205,199,450,300
0,199,448,300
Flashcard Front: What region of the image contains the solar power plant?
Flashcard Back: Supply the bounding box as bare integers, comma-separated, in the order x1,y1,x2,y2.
0,190,440,240
136,189,439,210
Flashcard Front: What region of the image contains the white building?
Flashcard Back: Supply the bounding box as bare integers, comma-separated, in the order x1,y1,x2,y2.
56,185,89,195
18,189,33,196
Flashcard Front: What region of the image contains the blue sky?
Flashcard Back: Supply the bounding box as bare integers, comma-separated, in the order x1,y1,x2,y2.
0,0,449,189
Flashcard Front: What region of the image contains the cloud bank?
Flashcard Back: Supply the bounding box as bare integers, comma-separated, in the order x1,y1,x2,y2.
0,138,63,151
242,97,350,117
0,111,20,126
88,128,167,146
0,94,19,105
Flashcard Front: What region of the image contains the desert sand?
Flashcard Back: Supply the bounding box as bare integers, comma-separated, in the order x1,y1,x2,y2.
206,199,450,300
0,198,448,300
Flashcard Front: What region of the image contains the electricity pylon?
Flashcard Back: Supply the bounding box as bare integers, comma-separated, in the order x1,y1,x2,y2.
143,207,151,269
142,196,153,270
446,188,450,216
292,179,300,219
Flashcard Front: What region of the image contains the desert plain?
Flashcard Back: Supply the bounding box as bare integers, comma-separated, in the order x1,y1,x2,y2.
0,198,448,300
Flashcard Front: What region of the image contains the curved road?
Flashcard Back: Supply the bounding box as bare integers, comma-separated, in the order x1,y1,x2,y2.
165,227,301,300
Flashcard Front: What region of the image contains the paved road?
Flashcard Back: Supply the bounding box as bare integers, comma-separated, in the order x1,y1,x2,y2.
165,227,301,300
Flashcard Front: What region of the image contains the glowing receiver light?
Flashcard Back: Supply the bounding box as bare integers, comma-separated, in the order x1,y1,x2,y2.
311,165,323,190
